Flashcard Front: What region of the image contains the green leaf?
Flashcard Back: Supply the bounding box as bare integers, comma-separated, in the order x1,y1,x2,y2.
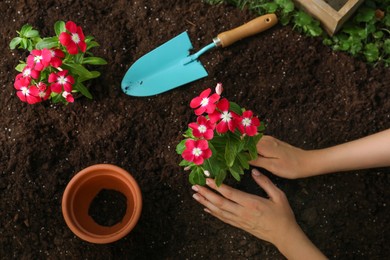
20,24,33,36
215,170,227,187
86,41,100,50
35,37,59,50
229,101,242,115
9,37,22,49
179,159,192,167
259,3,278,13
25,29,39,38
176,139,187,154
355,7,375,23
189,168,206,186
82,57,107,65
203,156,222,178
73,82,93,99
383,39,390,55
54,21,66,36
364,43,379,62
258,121,265,132
51,92,64,103
276,0,294,13
245,136,259,160
15,63,26,72
229,163,244,182
78,71,101,83
294,11,312,27
63,63,93,78
225,134,239,167
237,152,250,170
21,38,28,49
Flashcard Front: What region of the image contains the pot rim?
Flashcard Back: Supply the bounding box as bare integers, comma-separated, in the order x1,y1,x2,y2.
62,164,142,244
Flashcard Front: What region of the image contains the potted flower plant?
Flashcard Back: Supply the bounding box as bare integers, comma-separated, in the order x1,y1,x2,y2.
176,83,265,186
9,20,107,104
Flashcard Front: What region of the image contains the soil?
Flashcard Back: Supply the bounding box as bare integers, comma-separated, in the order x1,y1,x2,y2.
0,0,389,259
88,189,127,227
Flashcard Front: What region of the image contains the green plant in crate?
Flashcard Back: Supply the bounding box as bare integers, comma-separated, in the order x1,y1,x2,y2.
10,20,107,104
323,1,390,66
204,0,389,66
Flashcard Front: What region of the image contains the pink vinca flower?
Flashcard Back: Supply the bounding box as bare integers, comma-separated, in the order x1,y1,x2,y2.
14,77,40,104
182,139,212,165
236,110,260,136
21,66,40,79
48,70,75,93
27,49,51,71
62,91,74,103
49,49,65,68
189,115,215,140
209,98,238,134
59,21,87,55
190,88,220,116
36,82,51,101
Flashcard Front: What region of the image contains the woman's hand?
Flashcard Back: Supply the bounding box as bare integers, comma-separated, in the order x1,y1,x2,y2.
249,135,314,179
192,169,326,260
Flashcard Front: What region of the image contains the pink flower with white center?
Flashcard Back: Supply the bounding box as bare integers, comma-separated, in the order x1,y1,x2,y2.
14,77,40,104
189,115,215,140
59,21,87,55
27,49,51,71
21,66,40,79
236,110,260,136
48,70,75,93
182,139,212,165
49,49,65,68
190,88,220,116
36,82,51,101
62,91,74,103
209,98,238,134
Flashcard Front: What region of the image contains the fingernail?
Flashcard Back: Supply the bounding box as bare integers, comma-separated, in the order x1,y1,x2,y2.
206,178,212,185
192,185,199,192
204,208,211,214
192,193,200,201
252,169,261,176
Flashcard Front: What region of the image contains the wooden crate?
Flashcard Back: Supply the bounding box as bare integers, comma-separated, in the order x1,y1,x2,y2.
293,0,364,35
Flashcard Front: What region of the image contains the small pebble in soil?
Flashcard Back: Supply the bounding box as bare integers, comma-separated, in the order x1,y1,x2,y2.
88,189,127,227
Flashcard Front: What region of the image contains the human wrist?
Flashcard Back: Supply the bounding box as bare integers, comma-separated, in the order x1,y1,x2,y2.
273,223,306,254
275,224,326,260
299,149,328,178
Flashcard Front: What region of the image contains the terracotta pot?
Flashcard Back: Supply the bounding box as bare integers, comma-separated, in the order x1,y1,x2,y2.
62,164,142,244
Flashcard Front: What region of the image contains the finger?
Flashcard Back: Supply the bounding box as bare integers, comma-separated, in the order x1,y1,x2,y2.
251,169,284,202
204,178,259,206
256,135,280,158
203,207,244,231
249,155,277,173
192,184,242,213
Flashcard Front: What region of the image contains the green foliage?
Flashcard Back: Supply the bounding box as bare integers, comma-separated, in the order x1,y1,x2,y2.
203,0,390,66
9,24,41,51
323,1,390,66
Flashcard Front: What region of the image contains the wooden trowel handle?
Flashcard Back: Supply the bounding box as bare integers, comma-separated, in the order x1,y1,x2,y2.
215,14,278,48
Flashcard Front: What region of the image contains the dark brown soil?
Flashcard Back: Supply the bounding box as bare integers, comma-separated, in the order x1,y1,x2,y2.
0,0,389,259
88,189,127,227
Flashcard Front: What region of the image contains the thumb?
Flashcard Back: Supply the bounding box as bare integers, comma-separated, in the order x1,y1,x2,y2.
251,169,281,201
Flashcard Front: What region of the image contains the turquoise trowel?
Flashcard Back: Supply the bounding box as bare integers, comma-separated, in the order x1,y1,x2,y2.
121,14,278,96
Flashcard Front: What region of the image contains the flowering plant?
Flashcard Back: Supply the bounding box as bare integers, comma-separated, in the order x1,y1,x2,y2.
9,21,107,104
176,83,265,186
